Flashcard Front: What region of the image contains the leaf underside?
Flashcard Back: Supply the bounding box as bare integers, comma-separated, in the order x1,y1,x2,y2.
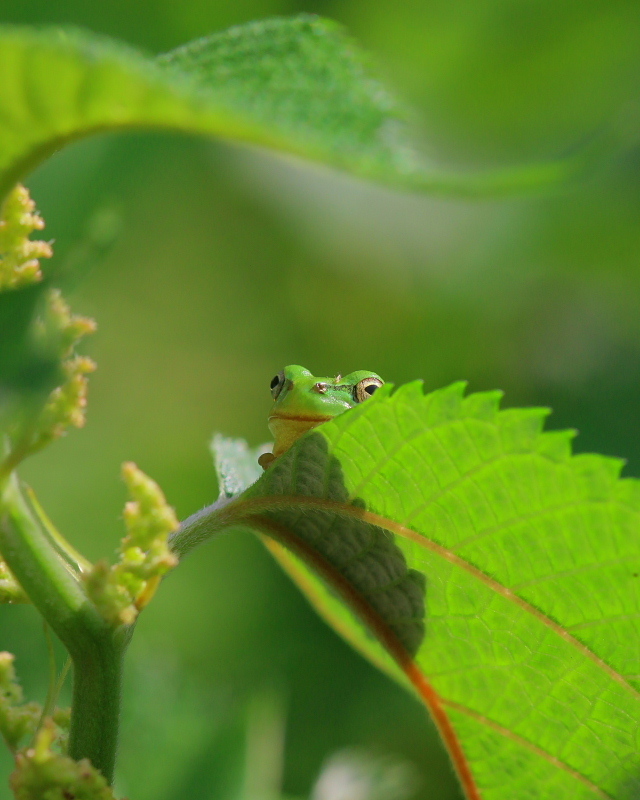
215,382,640,800
0,14,615,207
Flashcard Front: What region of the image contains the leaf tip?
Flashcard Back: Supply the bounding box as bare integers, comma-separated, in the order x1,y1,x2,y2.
418,380,467,424
390,380,423,401
536,428,577,462
496,405,551,450
571,452,626,497
461,389,504,421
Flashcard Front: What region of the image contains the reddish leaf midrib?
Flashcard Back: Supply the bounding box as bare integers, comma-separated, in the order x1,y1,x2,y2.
232,497,618,800
225,494,640,701
249,513,482,800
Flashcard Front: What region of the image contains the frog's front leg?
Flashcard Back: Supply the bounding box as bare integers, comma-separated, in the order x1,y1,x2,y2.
258,451,276,470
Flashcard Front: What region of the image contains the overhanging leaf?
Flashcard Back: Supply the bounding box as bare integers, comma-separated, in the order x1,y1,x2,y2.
0,15,625,206
0,15,630,398
176,382,640,800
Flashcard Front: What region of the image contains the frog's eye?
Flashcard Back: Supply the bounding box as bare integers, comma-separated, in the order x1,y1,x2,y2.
270,371,286,400
354,376,384,403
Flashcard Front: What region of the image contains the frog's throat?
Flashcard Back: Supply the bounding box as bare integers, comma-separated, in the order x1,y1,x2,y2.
268,413,332,458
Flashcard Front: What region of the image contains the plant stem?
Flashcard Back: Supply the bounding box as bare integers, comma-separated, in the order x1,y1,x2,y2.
0,474,129,783
0,474,88,624
170,497,237,558
32,624,59,746
67,630,129,783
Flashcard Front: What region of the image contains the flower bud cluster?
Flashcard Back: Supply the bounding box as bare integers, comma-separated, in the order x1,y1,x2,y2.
0,186,97,474
31,290,97,447
0,652,42,753
85,463,179,626
0,184,52,291
11,718,116,800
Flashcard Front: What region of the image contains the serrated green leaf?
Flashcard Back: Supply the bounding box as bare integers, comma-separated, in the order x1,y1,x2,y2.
0,15,625,206
179,382,640,800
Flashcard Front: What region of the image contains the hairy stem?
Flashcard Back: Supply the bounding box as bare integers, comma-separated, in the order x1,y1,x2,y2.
67,630,129,782
170,497,235,558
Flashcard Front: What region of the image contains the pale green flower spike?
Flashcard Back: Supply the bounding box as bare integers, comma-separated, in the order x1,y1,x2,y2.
42,289,97,362
33,351,97,449
85,463,179,626
0,653,42,753
31,290,97,449
11,718,117,800
0,290,97,479
0,184,52,291
0,188,97,479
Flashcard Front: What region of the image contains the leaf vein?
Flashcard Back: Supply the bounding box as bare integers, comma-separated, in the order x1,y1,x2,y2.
226,495,640,701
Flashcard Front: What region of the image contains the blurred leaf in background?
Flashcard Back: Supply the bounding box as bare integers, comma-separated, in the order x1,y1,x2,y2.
1,0,640,798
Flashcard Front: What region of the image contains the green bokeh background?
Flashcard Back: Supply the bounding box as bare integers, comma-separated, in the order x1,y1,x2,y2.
2,1,640,798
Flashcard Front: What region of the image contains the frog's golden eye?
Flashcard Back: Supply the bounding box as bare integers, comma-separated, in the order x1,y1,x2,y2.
270,371,286,400
354,376,384,403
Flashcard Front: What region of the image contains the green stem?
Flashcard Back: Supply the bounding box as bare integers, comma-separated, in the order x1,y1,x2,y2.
67,629,129,782
33,623,59,745
170,498,237,558
0,474,88,625
0,474,129,783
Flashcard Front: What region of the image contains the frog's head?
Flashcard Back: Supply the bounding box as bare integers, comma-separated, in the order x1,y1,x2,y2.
263,365,384,464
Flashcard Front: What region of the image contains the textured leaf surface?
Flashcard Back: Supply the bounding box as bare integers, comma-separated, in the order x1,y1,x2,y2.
200,382,640,800
0,15,616,205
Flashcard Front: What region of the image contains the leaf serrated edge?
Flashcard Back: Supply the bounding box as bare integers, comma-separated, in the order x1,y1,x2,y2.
247,383,640,797
177,381,640,798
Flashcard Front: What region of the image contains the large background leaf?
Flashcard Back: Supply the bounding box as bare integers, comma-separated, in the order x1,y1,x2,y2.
0,14,602,399
0,15,621,205
200,383,640,799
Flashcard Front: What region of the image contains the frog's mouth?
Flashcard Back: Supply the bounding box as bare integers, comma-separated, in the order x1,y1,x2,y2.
269,412,333,423
268,412,333,458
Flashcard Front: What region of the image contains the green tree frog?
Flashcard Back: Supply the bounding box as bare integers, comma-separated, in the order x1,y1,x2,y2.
258,365,384,469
